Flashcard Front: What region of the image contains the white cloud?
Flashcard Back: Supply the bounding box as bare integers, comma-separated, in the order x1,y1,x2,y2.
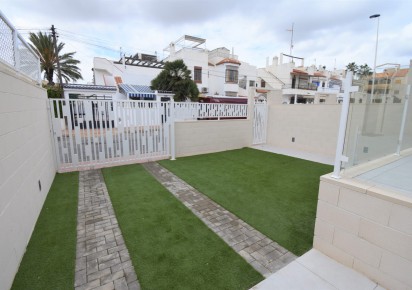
2,0,411,83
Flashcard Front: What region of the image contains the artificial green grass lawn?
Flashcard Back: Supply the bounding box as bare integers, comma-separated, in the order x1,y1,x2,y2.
159,148,333,256
102,165,263,290
11,172,79,290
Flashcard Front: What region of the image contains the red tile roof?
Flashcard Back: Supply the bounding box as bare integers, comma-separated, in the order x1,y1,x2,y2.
216,58,241,66
291,69,308,75
256,89,268,93
375,68,409,79
395,68,409,77
114,76,123,84
313,72,326,77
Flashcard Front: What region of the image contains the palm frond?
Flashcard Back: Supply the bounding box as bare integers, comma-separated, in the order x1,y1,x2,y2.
29,31,83,84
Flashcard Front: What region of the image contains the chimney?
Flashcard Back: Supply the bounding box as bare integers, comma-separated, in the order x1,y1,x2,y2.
169,42,175,56
273,56,278,66
266,57,269,67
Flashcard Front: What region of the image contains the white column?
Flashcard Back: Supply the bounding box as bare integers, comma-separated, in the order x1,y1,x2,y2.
294,94,298,104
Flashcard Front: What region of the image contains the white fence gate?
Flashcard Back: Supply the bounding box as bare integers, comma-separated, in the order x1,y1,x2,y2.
253,101,268,144
49,99,171,172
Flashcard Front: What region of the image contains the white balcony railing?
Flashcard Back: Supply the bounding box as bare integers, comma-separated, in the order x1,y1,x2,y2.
0,11,41,83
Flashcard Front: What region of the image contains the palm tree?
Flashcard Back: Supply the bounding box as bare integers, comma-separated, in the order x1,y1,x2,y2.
29,32,82,85
357,63,372,77
346,62,358,73
151,59,199,101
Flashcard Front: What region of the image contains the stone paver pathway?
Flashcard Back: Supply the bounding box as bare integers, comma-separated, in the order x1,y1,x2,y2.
143,162,296,277
75,170,140,290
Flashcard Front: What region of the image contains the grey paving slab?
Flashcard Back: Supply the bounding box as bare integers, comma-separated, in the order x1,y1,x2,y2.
75,170,140,290
356,155,412,196
251,249,381,290
143,162,296,278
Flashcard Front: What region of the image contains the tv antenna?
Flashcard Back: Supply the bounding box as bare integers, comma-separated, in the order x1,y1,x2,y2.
286,23,294,55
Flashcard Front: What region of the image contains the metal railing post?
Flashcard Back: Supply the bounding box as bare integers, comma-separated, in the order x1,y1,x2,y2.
331,71,358,178
37,58,42,84
170,98,176,160
12,29,20,70
397,85,410,155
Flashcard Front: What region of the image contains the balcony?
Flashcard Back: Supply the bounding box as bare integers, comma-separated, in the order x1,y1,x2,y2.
283,83,318,90
224,82,239,93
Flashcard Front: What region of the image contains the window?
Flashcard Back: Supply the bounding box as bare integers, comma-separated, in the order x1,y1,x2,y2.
261,80,266,88
225,91,237,97
194,67,202,83
249,80,255,87
225,66,238,83
320,99,326,103
239,77,247,89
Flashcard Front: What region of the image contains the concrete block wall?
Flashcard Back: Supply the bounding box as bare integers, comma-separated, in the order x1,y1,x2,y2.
175,119,253,157
314,175,412,289
0,64,56,290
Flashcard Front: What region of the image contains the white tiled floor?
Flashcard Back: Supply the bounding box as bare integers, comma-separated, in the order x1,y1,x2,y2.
250,250,383,290
356,155,412,198
251,145,334,165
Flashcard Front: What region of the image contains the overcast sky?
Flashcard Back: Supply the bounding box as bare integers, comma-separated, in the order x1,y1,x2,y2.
2,0,412,83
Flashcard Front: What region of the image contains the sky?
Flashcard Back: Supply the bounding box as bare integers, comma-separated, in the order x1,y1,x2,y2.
2,0,412,83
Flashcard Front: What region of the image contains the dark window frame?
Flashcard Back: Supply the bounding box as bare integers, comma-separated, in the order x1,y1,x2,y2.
194,66,202,83
225,68,239,83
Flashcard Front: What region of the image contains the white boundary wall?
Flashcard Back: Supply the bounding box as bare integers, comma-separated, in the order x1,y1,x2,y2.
0,64,56,290
175,119,253,157
266,104,341,158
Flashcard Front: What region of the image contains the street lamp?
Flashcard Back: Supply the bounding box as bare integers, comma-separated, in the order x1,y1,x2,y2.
369,14,380,102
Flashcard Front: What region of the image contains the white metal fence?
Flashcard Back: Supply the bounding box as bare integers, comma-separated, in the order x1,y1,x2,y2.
49,99,252,171
0,11,41,83
49,99,172,172
173,102,248,120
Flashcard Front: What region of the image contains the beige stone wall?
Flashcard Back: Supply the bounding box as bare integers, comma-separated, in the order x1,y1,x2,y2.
0,64,56,290
175,119,253,157
314,175,412,289
266,104,341,158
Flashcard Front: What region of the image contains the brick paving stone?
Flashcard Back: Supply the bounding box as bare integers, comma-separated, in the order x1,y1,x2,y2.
74,170,140,289
100,270,125,285
92,281,115,290
75,278,100,290
143,162,297,278
127,281,141,290
114,277,129,290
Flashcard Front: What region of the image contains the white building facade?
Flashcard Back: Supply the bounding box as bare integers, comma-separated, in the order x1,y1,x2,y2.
257,53,345,104
164,36,257,98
